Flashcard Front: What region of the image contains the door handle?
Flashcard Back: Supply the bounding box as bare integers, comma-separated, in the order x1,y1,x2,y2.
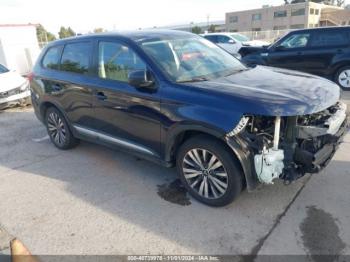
95,91,107,100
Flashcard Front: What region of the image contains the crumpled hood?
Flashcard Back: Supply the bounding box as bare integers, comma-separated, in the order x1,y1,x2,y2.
0,71,27,92
188,66,340,116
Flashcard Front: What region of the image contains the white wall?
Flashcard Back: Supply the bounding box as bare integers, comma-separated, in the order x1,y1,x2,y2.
0,25,40,75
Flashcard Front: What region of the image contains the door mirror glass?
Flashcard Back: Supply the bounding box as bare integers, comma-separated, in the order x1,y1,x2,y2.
128,69,155,89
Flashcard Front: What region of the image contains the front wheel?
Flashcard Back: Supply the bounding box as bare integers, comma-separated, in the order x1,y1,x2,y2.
335,66,350,90
176,135,243,207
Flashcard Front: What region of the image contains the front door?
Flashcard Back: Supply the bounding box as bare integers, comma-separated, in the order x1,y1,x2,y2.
266,32,312,71
89,40,161,158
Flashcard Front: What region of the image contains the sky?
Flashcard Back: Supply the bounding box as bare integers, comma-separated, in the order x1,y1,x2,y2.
0,0,286,34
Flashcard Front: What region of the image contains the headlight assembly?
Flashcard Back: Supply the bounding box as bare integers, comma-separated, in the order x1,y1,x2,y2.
227,116,250,137
19,80,29,91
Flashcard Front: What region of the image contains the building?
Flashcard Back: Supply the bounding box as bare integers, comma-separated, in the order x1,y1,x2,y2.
0,24,40,75
225,2,345,32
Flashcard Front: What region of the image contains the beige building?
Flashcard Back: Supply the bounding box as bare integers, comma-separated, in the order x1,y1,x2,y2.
225,2,347,32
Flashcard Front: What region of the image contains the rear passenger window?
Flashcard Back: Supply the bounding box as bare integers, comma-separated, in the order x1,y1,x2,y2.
204,35,218,43
98,41,146,82
311,31,349,47
42,46,62,70
60,42,91,74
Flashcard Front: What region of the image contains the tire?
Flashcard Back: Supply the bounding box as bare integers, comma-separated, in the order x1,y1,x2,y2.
176,135,243,207
335,66,350,91
45,107,79,150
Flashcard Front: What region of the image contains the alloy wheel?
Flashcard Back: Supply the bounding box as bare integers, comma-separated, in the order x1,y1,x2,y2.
338,69,350,88
47,112,66,146
182,148,228,199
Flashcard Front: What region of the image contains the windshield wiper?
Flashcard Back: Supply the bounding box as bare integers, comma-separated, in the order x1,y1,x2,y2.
177,77,210,83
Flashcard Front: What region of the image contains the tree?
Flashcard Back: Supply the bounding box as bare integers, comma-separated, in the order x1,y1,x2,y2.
36,24,56,43
58,26,76,39
93,28,105,33
208,24,216,33
191,26,202,34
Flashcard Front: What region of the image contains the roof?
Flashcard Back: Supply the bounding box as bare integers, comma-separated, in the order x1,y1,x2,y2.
50,29,196,44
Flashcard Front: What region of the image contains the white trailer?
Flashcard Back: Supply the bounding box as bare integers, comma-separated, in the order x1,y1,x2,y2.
0,24,41,75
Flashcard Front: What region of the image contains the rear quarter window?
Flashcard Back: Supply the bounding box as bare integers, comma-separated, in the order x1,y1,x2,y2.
60,42,92,75
310,30,349,47
42,46,62,70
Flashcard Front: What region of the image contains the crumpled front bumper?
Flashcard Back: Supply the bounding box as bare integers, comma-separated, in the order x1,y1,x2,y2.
0,89,30,109
295,114,349,174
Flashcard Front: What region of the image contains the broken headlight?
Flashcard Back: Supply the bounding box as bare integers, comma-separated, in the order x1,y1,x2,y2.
227,116,250,137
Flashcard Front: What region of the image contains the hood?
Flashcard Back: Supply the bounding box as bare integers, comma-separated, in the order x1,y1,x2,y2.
0,71,27,92
188,66,340,116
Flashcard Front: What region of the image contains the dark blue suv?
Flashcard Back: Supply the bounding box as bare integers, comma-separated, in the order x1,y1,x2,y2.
31,30,348,206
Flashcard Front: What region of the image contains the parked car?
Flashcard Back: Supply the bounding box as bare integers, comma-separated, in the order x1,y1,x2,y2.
240,27,350,90
0,64,31,110
30,30,348,206
202,32,269,57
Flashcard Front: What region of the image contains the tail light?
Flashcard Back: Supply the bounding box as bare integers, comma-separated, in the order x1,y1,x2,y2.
27,72,35,82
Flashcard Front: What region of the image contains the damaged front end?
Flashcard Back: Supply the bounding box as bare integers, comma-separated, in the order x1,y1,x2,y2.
226,102,349,189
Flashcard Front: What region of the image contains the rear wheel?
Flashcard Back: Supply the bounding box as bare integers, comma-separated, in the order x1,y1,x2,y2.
45,107,79,150
335,66,350,90
176,135,243,207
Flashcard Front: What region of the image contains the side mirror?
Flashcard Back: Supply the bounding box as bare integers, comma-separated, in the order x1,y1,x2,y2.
128,70,156,90
228,39,236,44
274,45,286,51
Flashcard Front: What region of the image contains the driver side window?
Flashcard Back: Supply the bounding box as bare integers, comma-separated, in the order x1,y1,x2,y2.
278,33,310,49
98,41,146,82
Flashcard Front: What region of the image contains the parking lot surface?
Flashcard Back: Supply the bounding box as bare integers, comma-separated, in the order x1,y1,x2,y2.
0,92,349,256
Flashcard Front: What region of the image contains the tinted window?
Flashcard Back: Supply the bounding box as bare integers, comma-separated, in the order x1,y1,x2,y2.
229,16,238,23
42,46,62,70
278,33,310,49
252,13,262,21
311,30,349,47
60,42,91,74
98,41,146,82
217,35,232,44
0,64,9,74
204,35,218,43
291,8,305,16
274,10,287,18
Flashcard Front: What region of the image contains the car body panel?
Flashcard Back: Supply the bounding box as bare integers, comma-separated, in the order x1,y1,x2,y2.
30,31,344,190
241,27,350,80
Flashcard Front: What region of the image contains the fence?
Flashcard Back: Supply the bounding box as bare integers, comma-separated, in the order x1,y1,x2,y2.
238,29,292,44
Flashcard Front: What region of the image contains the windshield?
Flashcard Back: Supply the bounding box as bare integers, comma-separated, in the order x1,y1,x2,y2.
139,37,246,83
231,34,250,42
0,64,9,74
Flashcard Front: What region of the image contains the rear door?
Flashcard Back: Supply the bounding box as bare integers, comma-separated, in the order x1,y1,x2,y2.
306,28,350,77
39,42,95,128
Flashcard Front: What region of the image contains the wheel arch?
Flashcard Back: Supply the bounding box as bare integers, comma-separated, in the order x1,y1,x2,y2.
165,126,256,190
